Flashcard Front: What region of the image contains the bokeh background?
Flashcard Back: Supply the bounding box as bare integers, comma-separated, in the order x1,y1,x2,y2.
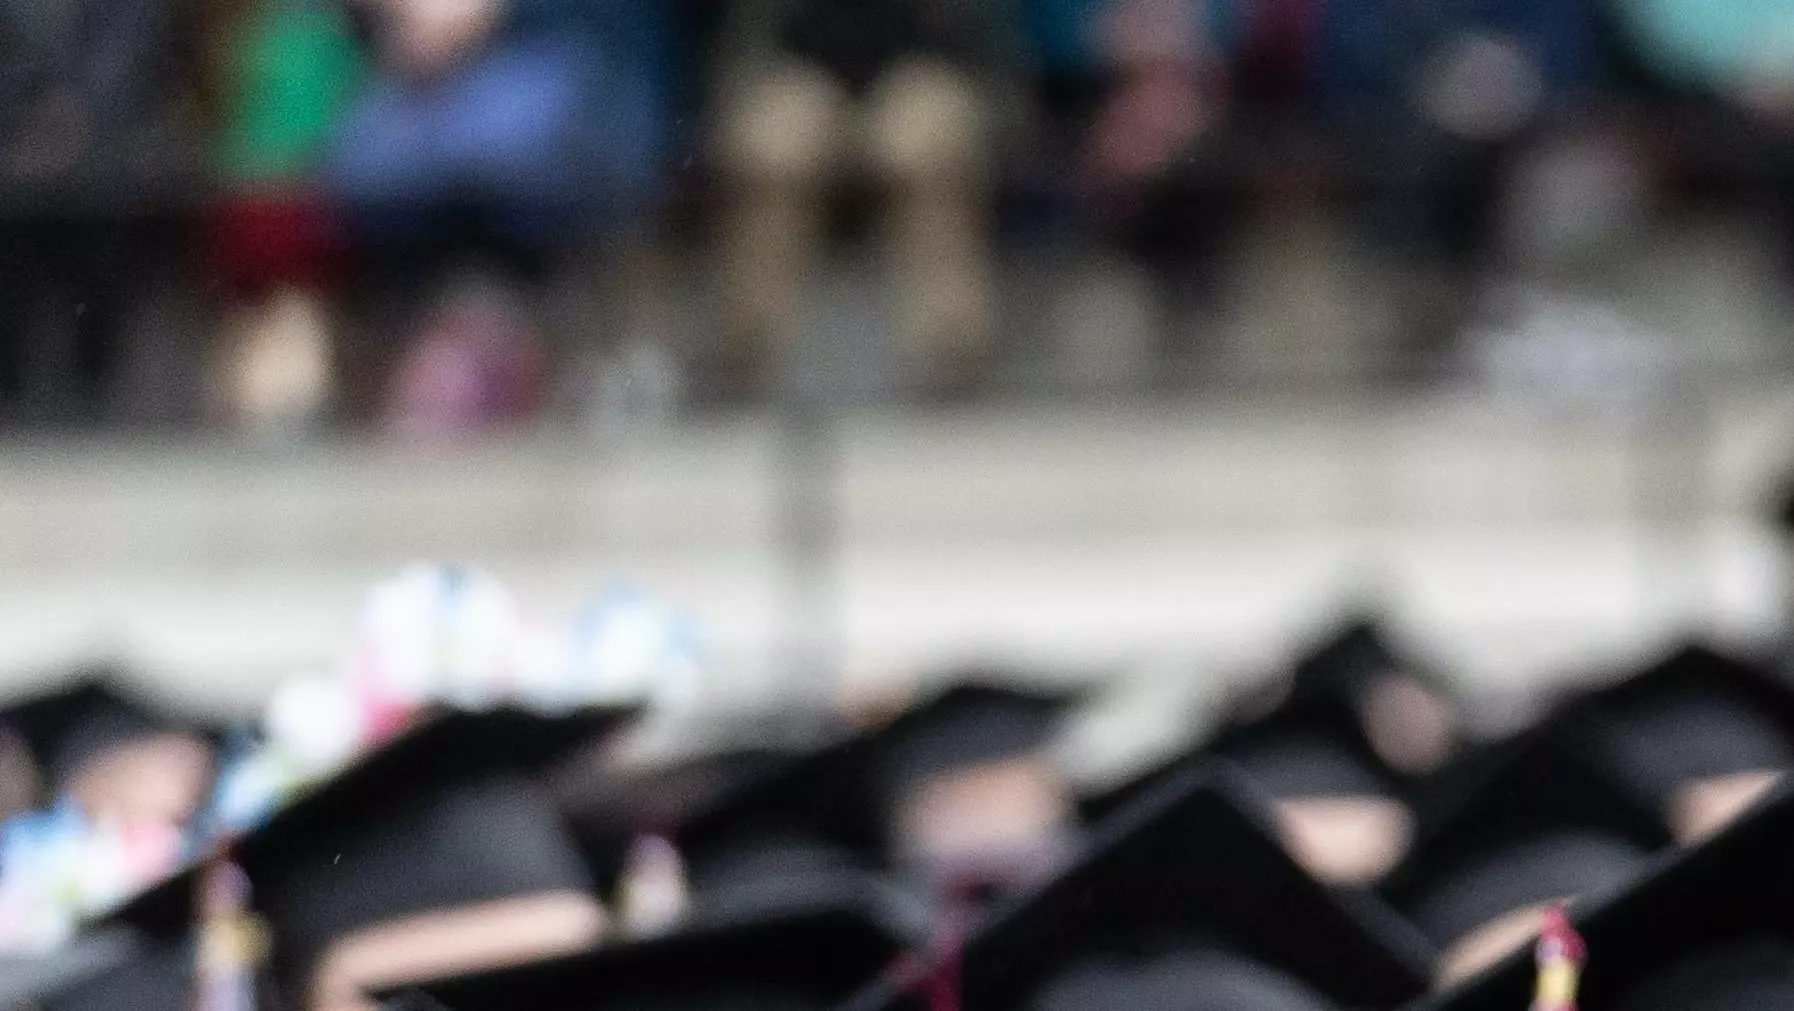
6,0,1794,734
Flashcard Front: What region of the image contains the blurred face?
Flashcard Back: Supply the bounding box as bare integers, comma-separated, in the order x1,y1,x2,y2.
897,756,1072,885
617,835,690,939
1361,674,1457,777
1274,795,1413,886
68,733,212,826
377,0,508,76
1671,770,1784,845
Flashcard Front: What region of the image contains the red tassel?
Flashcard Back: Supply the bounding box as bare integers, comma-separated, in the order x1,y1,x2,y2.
1532,906,1586,1011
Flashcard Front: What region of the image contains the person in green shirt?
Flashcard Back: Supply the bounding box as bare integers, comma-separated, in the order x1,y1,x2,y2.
208,0,366,433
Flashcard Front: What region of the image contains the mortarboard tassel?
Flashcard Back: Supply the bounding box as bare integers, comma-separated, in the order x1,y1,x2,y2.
1532,906,1585,1011
617,833,690,939
891,876,974,1011
194,848,270,1011
925,876,976,1011
926,904,964,1011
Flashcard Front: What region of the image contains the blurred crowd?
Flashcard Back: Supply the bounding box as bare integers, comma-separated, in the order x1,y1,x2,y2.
7,0,1794,432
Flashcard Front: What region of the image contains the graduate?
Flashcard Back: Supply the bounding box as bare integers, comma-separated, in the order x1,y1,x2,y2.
58,706,632,1011
1082,621,1462,887
847,763,1432,1011
1410,779,1794,1011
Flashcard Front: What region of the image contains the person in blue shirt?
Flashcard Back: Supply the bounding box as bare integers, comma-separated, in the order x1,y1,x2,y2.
326,0,677,267
319,0,682,428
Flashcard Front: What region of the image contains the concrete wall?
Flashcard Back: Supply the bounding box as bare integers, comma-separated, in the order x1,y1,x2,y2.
2,387,1792,722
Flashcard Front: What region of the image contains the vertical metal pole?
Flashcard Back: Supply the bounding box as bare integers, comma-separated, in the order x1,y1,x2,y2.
1628,378,1711,633
778,397,842,694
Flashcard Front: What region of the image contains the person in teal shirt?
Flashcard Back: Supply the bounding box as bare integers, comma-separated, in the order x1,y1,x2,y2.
1615,0,1794,102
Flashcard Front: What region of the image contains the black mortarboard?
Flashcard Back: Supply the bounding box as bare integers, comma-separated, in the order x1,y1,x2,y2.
845,763,1433,1011
1566,643,1794,841
1222,621,1461,796
81,706,633,1009
659,681,1083,937
868,681,1077,803
867,680,1085,899
382,903,907,1011
668,735,894,930
1081,624,1451,886
1381,717,1670,963
1083,621,1458,822
558,746,793,900
0,674,218,803
1287,621,1459,738
1407,780,1794,1011
0,680,222,1011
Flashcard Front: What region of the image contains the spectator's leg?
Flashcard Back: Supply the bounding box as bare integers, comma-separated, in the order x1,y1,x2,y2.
207,192,350,432
329,79,468,423
78,215,178,428
5,219,91,426
0,218,36,414
712,59,850,395
865,58,997,395
110,214,210,429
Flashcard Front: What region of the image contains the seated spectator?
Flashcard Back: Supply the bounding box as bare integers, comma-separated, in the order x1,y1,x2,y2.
1079,0,1228,240
329,0,669,254
1133,0,1612,369
325,0,675,432
0,0,206,428
209,0,366,433
1613,0,1794,276
706,0,1030,400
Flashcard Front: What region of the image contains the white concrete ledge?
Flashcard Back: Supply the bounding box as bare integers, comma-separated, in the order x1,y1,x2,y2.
0,388,1790,714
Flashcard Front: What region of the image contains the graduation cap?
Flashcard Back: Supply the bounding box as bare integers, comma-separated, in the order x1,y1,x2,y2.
1081,623,1456,885
845,763,1433,1011
0,675,219,818
66,706,634,1010
557,746,794,904
648,680,1081,937
1566,643,1794,844
667,734,894,932
1216,621,1459,798
1285,620,1463,776
869,681,1074,796
866,680,1085,901
1204,716,1413,888
1407,778,1794,1011
382,902,907,1011
1381,716,1672,983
